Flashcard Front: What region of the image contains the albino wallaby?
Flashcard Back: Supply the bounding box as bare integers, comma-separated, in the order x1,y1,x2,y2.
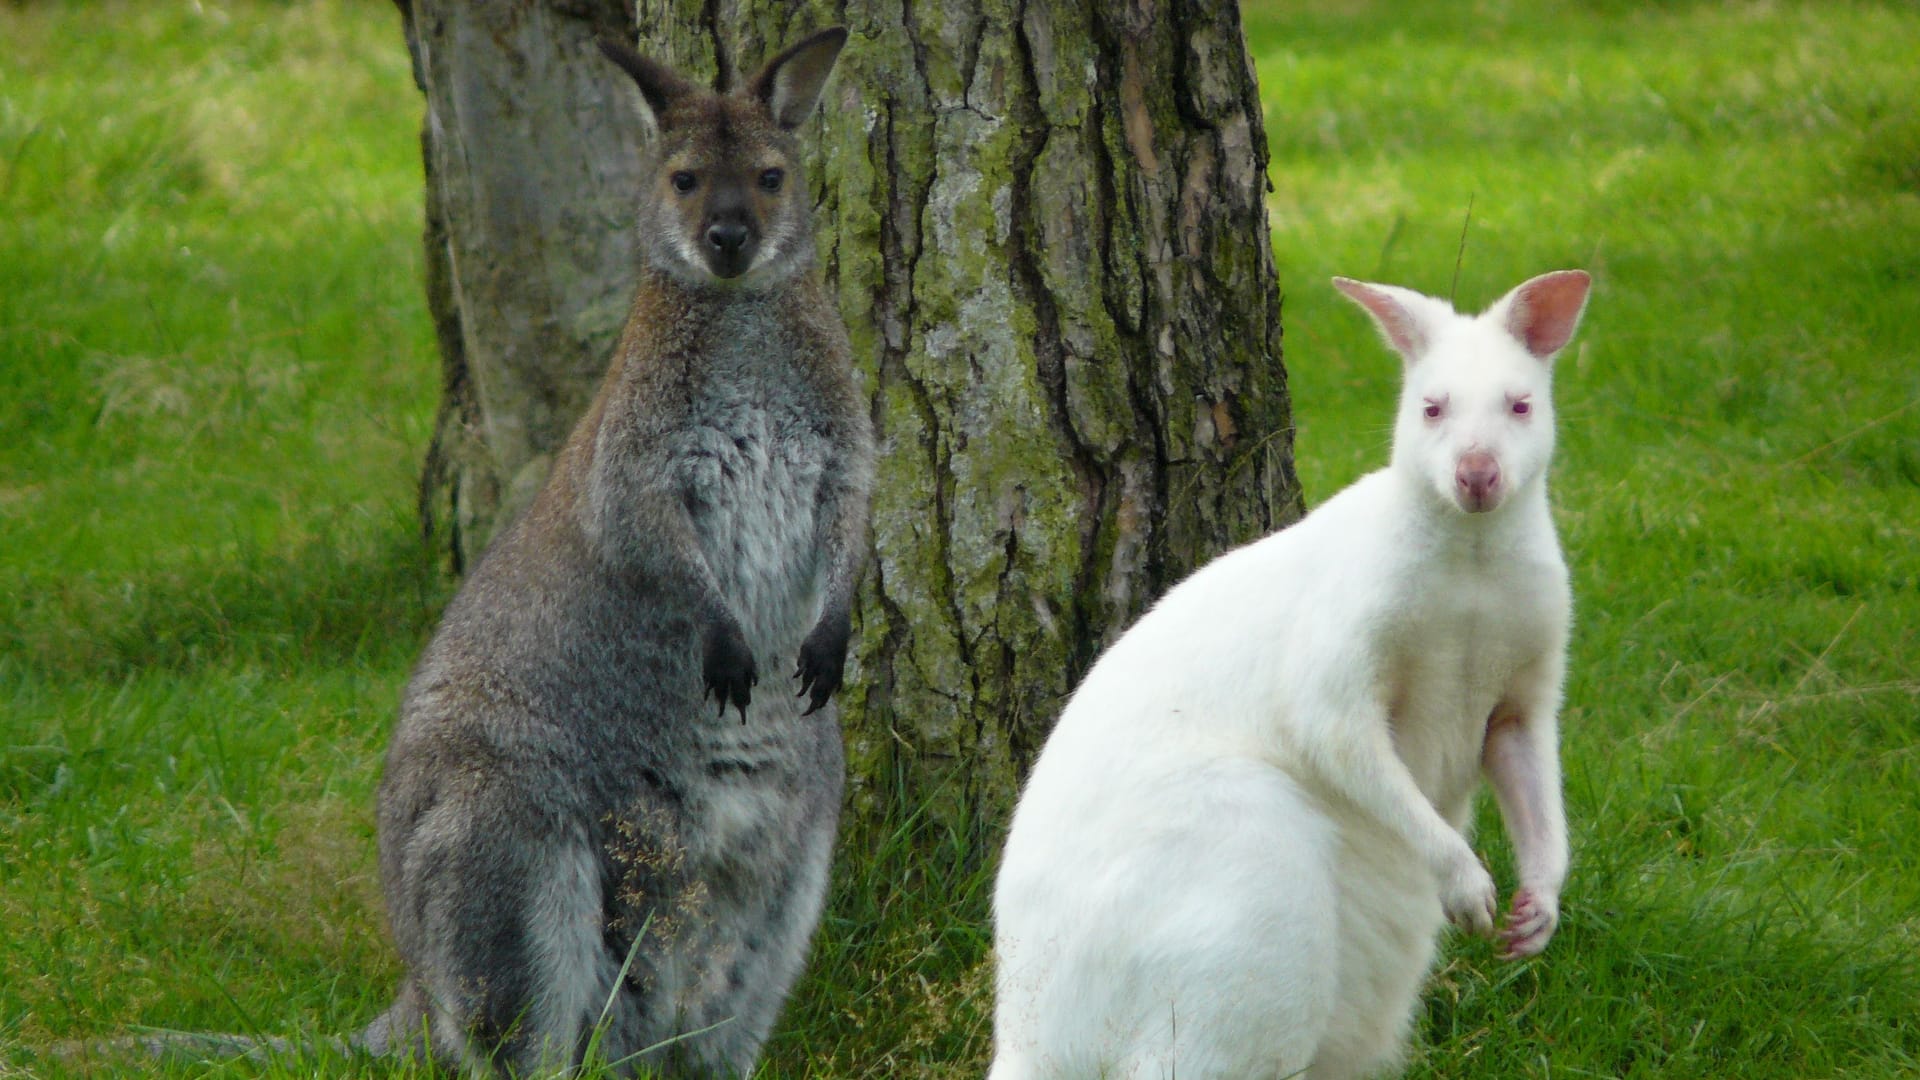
989,270,1591,1080
359,28,873,1077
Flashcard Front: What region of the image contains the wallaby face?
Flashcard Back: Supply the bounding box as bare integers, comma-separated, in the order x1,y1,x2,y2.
1335,271,1590,515
600,29,846,284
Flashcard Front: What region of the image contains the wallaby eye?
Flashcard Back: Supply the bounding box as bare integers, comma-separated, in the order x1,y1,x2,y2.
1422,400,1444,420
670,171,698,194
1511,399,1532,416
758,168,785,192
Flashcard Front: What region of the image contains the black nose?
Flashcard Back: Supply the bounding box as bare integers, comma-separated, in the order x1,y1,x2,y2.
706,222,749,254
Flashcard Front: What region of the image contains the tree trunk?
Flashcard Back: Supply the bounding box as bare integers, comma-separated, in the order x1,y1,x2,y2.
404,0,1302,830
400,0,645,569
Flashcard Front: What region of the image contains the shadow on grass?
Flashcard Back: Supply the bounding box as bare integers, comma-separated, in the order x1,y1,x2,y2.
764,769,998,1079
3,514,455,681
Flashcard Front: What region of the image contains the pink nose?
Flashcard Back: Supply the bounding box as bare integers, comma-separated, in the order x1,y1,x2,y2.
1456,451,1500,510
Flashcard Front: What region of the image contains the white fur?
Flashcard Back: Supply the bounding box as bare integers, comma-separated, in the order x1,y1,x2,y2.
524,831,613,1070
990,271,1590,1080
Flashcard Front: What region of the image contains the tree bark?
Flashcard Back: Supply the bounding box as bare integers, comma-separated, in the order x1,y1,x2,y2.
404,0,1302,830
400,0,645,569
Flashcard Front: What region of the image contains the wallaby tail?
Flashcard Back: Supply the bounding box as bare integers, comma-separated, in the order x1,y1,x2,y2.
44,1007,424,1071
46,1029,353,1068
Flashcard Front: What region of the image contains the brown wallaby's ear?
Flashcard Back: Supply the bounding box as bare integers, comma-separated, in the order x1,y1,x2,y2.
746,27,849,131
598,37,699,126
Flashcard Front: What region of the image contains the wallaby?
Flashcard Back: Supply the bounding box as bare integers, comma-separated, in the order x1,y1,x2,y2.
988,271,1591,1080
42,27,868,1080
356,27,872,1077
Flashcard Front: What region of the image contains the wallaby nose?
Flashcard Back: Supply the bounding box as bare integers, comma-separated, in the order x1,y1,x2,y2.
706,221,750,255
1456,451,1501,512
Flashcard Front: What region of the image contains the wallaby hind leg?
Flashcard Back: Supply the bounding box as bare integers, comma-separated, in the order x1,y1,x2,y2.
699,791,839,1073
355,979,432,1061
391,783,613,1072
593,767,841,1077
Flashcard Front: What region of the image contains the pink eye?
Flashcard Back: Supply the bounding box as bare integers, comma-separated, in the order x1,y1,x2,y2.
1511,399,1532,416
1422,402,1443,420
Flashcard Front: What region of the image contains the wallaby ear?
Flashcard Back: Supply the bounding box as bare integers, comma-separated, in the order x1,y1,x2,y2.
598,37,699,127
1488,269,1592,362
1332,277,1454,363
746,27,849,130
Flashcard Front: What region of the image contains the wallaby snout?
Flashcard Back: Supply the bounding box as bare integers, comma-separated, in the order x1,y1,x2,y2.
702,196,757,278
1455,450,1501,512
707,219,751,254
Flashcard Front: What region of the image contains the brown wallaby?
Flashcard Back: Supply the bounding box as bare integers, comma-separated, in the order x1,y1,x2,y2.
43,26,867,1080
360,27,873,1077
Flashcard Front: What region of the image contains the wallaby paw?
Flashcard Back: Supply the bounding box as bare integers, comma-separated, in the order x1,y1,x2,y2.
1439,847,1498,938
1498,886,1560,960
702,616,758,721
793,611,851,715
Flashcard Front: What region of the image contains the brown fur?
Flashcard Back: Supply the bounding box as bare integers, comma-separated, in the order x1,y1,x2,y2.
365,28,872,1076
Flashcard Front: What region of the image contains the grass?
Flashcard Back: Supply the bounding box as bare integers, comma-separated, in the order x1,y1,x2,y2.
3,0,1917,1076
0,0,442,1071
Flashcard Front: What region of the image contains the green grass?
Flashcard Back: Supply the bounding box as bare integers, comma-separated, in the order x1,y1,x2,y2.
0,0,443,1072
4,0,1918,1077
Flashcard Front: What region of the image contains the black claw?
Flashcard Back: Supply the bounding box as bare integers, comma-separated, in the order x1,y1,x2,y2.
792,609,850,718
701,614,757,721
793,667,834,715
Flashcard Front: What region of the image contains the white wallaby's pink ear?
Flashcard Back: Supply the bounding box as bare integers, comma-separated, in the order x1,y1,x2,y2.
748,27,849,130
1332,277,1453,362
1491,269,1592,362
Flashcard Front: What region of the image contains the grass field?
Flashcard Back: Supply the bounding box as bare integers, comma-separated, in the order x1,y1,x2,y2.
3,0,1917,1076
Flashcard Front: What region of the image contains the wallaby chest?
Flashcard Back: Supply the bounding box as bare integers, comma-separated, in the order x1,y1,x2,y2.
1377,545,1565,817
670,300,841,648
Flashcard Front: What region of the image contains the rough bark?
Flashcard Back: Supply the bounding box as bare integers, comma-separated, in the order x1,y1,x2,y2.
405,0,1302,830
401,0,646,568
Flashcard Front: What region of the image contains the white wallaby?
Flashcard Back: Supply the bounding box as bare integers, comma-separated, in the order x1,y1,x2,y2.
989,270,1592,1080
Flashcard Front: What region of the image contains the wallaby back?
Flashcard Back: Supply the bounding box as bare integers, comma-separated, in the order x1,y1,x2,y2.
368,28,872,1078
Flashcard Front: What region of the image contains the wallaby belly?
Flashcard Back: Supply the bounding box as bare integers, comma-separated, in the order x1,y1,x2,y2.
678,399,830,663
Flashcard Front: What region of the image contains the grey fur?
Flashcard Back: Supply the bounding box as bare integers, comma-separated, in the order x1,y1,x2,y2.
365,29,871,1078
